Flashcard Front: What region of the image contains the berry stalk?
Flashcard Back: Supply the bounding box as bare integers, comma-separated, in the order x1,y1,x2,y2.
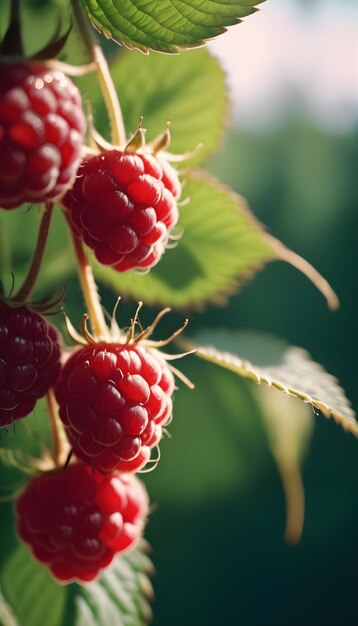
0,214,11,284
46,388,68,467
67,218,109,339
14,202,54,302
71,0,126,146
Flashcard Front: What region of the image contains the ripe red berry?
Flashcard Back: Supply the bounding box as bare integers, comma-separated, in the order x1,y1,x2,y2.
62,150,180,272
16,462,148,583
55,342,175,473
0,302,61,427
0,63,86,209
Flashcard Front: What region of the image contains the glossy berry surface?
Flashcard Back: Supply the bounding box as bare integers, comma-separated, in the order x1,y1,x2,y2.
0,63,86,209
16,463,148,583
62,150,180,271
55,342,175,473
0,302,61,427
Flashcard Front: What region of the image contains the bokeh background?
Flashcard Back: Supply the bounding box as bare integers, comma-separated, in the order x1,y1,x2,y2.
143,1,358,624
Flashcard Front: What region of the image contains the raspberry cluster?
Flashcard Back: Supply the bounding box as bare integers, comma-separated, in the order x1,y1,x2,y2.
55,342,175,474
0,301,61,427
0,63,86,209
62,149,180,272
2,58,182,587
16,462,148,582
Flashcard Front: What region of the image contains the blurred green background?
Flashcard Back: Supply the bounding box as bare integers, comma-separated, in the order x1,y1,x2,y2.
142,2,358,622
144,120,358,626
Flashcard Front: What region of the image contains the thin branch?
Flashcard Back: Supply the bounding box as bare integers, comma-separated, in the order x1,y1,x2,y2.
14,203,54,302
71,0,126,145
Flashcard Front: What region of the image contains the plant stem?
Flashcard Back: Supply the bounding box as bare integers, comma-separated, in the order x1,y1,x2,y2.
14,203,54,302
47,388,68,468
71,0,126,146
280,460,305,545
0,214,11,287
66,215,109,338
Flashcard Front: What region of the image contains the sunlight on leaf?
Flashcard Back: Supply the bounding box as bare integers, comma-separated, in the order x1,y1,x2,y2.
79,48,229,167
185,329,357,435
94,171,276,308
81,0,266,53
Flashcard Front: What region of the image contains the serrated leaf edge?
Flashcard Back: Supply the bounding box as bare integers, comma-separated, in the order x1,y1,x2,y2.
83,2,266,55
184,334,357,436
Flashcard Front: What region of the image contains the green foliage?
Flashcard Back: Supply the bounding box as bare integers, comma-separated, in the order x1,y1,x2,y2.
80,0,266,53
0,544,152,626
81,48,229,166
187,329,356,434
146,357,273,505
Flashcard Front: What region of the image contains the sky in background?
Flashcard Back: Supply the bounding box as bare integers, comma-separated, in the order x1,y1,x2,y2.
208,0,358,131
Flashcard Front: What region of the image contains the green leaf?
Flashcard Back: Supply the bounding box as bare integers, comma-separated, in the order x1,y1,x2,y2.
0,542,153,626
80,48,229,167
1,545,66,626
68,543,153,626
185,329,357,435
81,0,266,53
94,171,276,309
255,386,314,544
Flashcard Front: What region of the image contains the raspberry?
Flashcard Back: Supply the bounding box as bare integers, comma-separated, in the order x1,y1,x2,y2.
62,150,180,272
16,462,148,583
0,302,61,427
55,342,175,473
0,63,86,209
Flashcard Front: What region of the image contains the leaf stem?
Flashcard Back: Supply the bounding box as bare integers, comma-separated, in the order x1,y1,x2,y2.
280,460,305,545
65,214,109,339
14,203,54,303
71,0,126,145
269,236,339,311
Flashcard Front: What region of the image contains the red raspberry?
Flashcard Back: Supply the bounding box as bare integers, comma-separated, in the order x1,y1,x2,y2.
55,342,175,473
0,63,86,209
16,462,148,583
0,302,61,427
62,150,180,271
